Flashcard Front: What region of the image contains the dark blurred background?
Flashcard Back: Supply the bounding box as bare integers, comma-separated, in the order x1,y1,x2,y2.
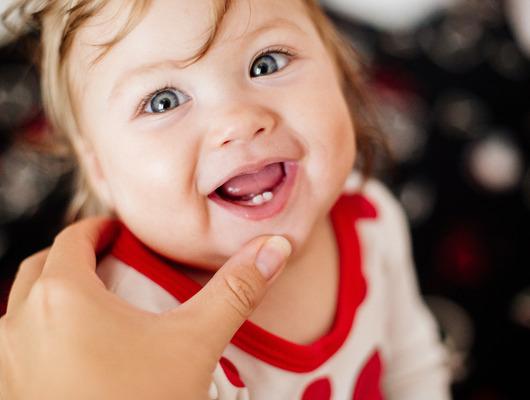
0,0,529,399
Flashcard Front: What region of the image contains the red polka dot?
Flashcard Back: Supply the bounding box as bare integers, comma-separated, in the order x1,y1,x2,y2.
219,357,245,388
302,377,332,400
352,351,383,400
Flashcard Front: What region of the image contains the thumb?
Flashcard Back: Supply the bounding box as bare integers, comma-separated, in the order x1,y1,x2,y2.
182,235,291,356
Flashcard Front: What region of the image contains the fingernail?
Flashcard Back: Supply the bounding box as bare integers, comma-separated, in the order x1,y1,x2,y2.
255,236,292,280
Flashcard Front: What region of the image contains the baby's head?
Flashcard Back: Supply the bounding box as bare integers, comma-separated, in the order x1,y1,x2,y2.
10,0,381,267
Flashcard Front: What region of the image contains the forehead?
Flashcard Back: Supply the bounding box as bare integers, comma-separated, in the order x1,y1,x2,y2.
72,0,312,74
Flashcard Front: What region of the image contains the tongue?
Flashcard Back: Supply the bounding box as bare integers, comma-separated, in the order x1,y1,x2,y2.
218,162,284,199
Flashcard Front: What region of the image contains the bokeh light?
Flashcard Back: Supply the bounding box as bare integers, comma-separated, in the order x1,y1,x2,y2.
434,90,489,139
425,295,474,382
464,133,524,193
0,146,66,223
510,287,530,329
398,179,436,226
0,64,39,130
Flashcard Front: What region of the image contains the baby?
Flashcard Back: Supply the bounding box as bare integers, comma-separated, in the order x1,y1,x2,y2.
7,0,451,398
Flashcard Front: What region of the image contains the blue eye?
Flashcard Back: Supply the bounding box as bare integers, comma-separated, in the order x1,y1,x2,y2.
250,51,292,78
145,89,190,113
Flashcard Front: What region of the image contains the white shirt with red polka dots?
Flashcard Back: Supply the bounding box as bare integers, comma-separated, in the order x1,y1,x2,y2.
97,172,451,400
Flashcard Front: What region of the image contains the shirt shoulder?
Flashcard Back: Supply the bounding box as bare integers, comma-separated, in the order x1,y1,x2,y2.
343,170,405,221
342,170,412,264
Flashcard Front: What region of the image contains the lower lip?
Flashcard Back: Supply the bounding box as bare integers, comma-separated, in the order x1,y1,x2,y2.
208,161,298,221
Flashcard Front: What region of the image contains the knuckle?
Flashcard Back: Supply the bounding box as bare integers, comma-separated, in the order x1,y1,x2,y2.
29,277,73,317
19,256,35,270
54,223,84,246
55,225,93,255
19,251,45,272
53,226,73,245
223,275,257,319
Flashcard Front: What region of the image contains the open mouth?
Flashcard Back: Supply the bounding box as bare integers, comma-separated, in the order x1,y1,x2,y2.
214,161,286,205
208,161,298,220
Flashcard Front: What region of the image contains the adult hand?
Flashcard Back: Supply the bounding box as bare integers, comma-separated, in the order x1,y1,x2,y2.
0,217,291,400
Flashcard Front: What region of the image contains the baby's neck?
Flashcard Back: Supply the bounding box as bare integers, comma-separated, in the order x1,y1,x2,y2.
185,215,340,344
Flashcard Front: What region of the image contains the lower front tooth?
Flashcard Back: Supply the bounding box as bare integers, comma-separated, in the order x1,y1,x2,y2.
252,194,264,205
262,191,273,201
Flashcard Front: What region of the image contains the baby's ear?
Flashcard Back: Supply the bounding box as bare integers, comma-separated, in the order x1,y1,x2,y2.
75,136,115,211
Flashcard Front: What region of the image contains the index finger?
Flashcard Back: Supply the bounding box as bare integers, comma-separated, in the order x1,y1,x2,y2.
6,248,49,311
41,217,119,279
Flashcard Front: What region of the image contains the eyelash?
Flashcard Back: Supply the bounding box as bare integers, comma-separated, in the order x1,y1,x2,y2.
136,46,296,116
254,46,295,65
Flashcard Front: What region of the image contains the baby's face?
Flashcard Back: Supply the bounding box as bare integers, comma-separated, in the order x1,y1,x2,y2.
71,0,355,268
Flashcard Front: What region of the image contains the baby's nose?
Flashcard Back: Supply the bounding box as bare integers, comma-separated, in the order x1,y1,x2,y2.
207,104,276,148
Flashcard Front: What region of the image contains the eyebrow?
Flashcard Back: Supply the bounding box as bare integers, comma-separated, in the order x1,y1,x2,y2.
109,18,305,99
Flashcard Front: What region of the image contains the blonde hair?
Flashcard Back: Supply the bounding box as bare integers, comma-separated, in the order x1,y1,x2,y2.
3,0,385,224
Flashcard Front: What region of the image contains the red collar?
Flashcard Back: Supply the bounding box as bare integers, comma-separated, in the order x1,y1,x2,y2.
110,193,377,372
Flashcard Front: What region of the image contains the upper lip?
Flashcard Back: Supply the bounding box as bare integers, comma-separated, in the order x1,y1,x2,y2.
207,157,293,195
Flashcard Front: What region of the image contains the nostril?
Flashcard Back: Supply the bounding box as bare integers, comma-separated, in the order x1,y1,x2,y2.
220,127,266,146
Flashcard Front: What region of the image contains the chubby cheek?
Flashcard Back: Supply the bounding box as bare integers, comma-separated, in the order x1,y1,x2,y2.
311,112,356,226
109,169,218,265
98,121,193,213
296,84,356,204
96,140,216,260
110,159,176,209
290,61,355,175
